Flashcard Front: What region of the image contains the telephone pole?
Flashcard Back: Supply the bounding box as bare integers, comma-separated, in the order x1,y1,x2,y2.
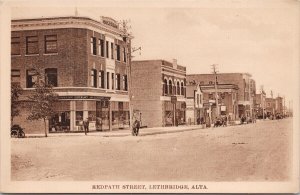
120,20,141,130
211,64,219,117
260,85,265,120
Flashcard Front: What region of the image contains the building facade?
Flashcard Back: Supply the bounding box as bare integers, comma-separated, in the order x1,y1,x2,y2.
131,59,187,128
200,84,239,122
265,98,276,117
186,84,204,125
11,16,131,134
255,91,267,118
187,73,256,118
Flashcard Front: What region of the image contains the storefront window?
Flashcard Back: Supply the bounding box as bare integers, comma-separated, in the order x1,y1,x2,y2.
49,111,70,132
76,111,83,127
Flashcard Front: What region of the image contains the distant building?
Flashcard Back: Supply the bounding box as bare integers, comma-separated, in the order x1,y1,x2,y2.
11,16,131,134
275,96,283,115
255,91,267,118
131,59,187,127
265,98,276,117
187,73,256,118
186,84,204,125
200,84,239,121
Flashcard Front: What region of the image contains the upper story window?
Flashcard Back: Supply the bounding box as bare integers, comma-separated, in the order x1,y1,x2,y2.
11,69,20,84
106,72,110,89
45,68,58,87
11,37,20,55
208,93,214,100
123,75,128,91
123,47,127,62
26,36,39,55
111,73,115,89
200,81,204,85
45,35,58,54
209,81,214,85
90,69,97,87
111,42,114,59
106,41,109,58
115,73,121,90
181,82,184,95
163,79,168,95
98,70,105,88
26,69,37,88
99,39,104,57
116,44,121,61
168,80,173,95
177,81,180,95
91,37,97,55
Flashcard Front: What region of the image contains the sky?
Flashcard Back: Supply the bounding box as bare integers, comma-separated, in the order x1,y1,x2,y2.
10,0,299,103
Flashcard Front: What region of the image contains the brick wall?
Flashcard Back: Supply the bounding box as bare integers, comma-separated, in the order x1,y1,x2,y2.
131,60,163,127
11,28,89,88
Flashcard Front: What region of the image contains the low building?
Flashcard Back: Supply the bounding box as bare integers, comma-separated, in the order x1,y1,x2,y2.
265,98,276,117
131,59,187,127
187,73,256,118
186,84,204,125
200,84,239,121
255,91,267,118
11,16,131,134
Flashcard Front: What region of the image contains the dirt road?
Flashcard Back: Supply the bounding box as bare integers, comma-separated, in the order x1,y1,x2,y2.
11,118,293,181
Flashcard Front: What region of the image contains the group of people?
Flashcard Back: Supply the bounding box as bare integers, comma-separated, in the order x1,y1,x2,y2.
213,116,228,127
240,114,256,124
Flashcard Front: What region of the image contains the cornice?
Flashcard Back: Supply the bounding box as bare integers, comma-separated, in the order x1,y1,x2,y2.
11,17,130,40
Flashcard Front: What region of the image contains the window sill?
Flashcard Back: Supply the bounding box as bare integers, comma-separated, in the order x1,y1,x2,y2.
11,54,21,57
44,53,58,56
25,54,39,56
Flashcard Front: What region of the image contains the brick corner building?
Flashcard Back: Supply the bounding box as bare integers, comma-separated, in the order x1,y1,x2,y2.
11,16,131,134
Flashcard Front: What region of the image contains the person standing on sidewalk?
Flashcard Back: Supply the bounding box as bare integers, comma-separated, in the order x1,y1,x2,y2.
83,118,89,135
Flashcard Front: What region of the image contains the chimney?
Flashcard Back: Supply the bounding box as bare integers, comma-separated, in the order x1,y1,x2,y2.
172,59,177,69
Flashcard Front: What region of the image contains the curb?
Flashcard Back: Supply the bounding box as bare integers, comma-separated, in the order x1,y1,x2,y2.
23,126,205,138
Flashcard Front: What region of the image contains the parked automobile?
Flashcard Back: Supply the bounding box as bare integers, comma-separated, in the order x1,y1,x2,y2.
11,124,25,138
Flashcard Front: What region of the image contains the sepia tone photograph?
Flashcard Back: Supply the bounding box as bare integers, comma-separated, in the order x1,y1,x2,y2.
0,0,299,193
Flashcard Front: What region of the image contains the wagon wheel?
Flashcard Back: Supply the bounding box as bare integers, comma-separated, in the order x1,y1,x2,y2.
11,130,18,138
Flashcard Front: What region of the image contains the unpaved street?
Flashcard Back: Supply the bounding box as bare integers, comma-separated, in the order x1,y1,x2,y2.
11,118,293,181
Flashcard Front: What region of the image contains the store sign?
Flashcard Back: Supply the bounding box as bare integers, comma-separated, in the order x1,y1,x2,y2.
59,96,111,101
102,17,118,29
221,106,226,111
171,96,177,104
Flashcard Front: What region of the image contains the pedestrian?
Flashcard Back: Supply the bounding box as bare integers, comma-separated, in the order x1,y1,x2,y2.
83,118,89,135
197,117,201,125
224,115,228,126
200,117,204,125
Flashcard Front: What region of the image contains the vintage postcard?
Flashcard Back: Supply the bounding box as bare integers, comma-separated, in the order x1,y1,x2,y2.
0,0,299,193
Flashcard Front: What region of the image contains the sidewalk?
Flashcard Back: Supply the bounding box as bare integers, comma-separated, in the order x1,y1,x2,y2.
25,124,207,138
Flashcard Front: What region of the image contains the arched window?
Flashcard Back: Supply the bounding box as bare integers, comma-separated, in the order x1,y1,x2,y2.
164,79,168,95
168,80,173,95
181,82,184,95
177,81,180,95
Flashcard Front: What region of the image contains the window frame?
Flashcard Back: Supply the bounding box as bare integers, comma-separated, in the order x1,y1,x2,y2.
45,35,58,54
99,39,105,57
26,36,39,55
90,69,97,87
98,70,105,89
11,37,21,55
91,37,97,55
45,68,58,87
116,44,121,61
26,69,38,88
